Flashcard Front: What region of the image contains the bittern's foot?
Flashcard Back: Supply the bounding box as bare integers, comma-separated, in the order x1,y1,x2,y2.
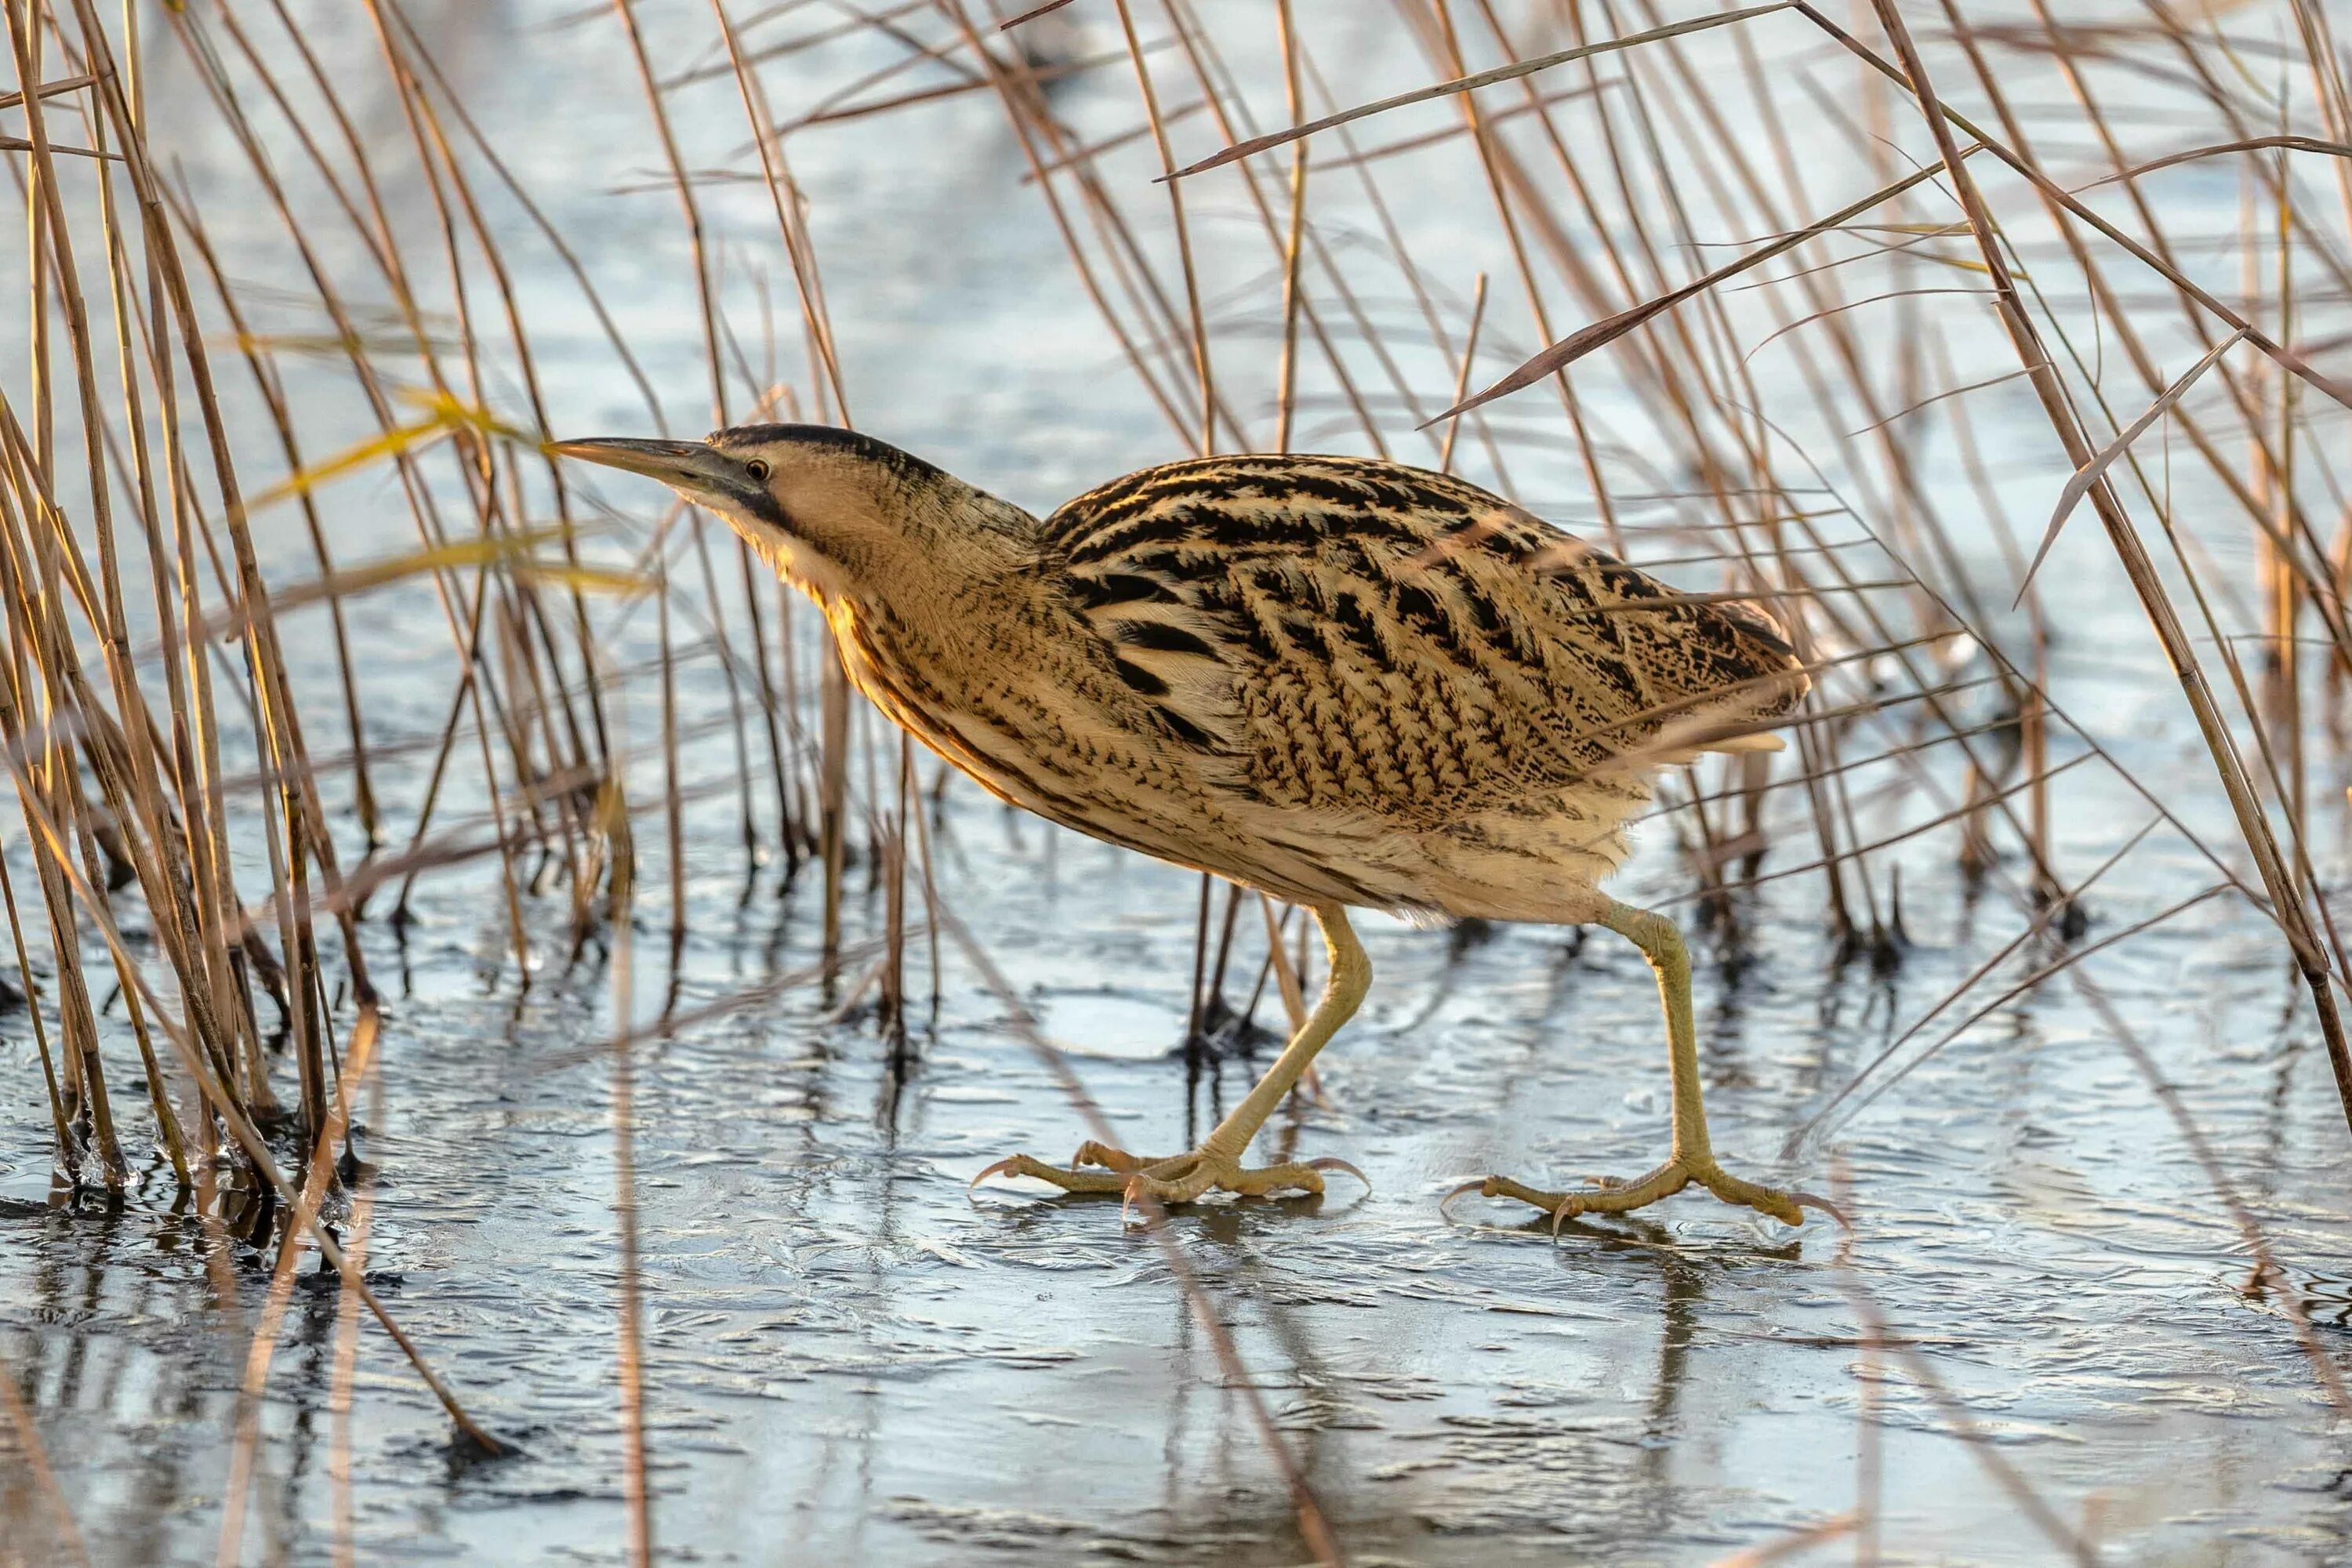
1468,1153,1818,1230
972,1140,1365,1207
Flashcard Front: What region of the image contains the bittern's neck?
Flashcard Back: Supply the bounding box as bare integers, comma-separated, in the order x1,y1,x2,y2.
745,484,1044,623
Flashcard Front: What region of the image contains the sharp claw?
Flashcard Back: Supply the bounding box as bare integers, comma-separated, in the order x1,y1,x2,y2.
1549,1196,1581,1239
1437,1178,1490,1224
969,1156,1026,1196
1790,1189,1849,1229
1304,1156,1370,1194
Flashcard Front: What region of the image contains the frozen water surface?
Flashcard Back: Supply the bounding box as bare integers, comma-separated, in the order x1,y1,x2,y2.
10,784,2352,1565
5,2,2352,1564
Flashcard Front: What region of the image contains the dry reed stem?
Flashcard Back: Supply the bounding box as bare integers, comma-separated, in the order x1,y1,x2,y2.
1434,155,1977,422
218,1005,384,1568
999,0,1080,29
604,772,656,1566
328,1091,380,1568
9,756,499,1449
1861,0,2352,1139
1166,2,1795,181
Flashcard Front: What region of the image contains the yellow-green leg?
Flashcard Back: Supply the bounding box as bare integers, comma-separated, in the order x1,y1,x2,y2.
975,903,1370,1203
1476,899,1806,1228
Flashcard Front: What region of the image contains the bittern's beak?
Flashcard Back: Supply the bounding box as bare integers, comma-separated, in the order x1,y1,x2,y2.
550,437,740,503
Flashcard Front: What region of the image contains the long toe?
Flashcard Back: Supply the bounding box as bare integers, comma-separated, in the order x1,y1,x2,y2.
1221,1160,1327,1197
972,1152,1137,1196
1468,1167,1685,1221
1690,1160,1806,1227
1473,1174,1573,1215
1127,1152,1319,1203
976,1145,1352,1207
1549,1160,1690,1224
1468,1157,1809,1230
1071,1142,1183,1174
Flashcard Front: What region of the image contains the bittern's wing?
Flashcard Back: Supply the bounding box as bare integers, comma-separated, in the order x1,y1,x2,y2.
1044,453,1806,826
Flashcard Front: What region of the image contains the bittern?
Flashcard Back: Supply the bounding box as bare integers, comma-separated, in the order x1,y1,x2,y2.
556,426,1814,1229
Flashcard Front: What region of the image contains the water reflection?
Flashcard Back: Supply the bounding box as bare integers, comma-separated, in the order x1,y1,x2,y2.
11,844,2352,1563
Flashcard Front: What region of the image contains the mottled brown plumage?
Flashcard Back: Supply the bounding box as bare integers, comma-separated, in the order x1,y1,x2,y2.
1030,452,1806,920
557,426,1822,1229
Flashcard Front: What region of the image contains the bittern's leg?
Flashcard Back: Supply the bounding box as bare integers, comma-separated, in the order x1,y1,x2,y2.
975,904,1370,1204
1474,899,1806,1228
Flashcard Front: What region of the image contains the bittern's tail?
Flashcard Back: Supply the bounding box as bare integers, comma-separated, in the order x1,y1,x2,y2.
1717,597,1811,708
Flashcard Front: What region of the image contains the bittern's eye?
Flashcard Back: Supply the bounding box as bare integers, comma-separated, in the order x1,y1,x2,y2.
745,458,772,482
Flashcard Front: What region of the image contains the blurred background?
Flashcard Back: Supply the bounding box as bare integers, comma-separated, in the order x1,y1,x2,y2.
5,1,2352,1563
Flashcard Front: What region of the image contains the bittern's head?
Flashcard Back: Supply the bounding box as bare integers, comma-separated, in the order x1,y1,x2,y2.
554,423,1012,601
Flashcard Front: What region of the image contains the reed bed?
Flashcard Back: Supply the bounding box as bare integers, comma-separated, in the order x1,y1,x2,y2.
5,0,2352,1562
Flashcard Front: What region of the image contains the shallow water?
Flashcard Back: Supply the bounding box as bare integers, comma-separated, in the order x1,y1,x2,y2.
12,803,2352,1566
6,2,2352,1565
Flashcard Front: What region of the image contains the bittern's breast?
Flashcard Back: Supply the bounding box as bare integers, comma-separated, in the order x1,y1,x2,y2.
823,594,1232,847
